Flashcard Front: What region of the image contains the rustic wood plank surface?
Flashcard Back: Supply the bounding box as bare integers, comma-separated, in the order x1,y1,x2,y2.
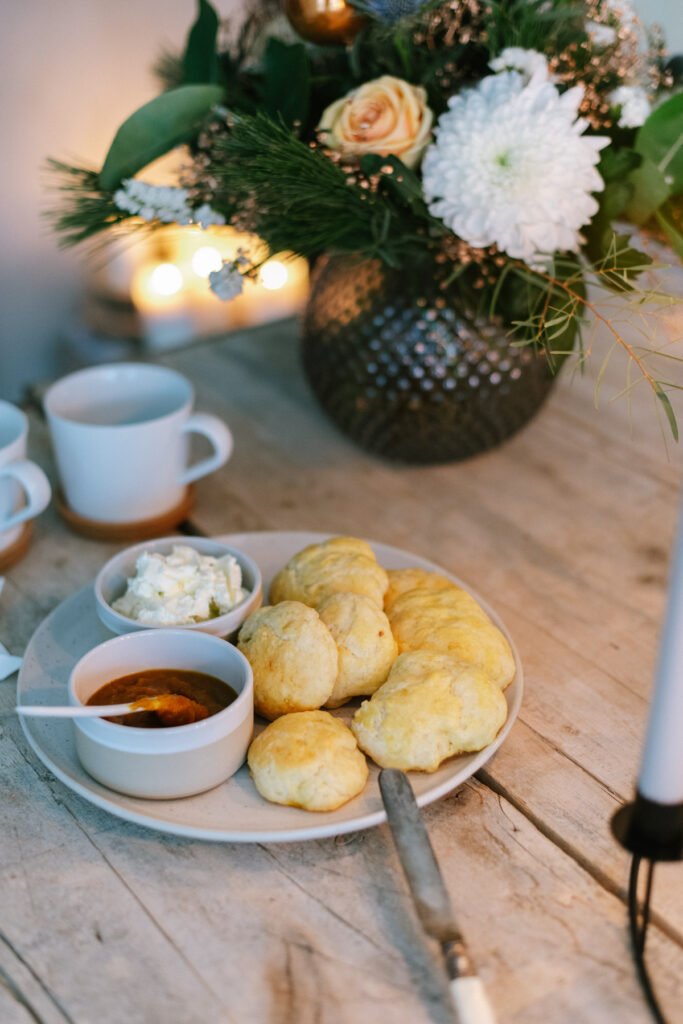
1,316,682,1023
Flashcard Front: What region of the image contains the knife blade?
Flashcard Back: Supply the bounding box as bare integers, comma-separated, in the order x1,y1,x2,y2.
379,768,497,1024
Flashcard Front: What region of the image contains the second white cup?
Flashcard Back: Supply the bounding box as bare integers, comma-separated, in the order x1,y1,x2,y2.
44,363,233,524
0,401,52,552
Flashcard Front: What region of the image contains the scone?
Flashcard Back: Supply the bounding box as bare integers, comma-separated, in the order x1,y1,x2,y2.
384,568,456,615
318,592,398,708
269,536,388,609
387,587,515,690
352,650,507,772
248,710,369,811
237,601,338,720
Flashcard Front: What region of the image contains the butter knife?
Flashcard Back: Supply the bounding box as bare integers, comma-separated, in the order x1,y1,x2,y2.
379,768,497,1024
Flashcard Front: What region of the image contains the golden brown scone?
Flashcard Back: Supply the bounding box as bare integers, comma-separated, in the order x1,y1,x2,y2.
248,711,369,811
269,536,388,608
237,601,337,720
387,587,515,690
317,592,398,708
383,568,456,615
352,650,507,772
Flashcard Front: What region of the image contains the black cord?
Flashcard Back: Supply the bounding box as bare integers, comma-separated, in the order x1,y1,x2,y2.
628,854,668,1024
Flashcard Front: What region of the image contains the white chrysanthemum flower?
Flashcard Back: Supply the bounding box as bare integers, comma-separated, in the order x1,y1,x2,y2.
113,180,224,229
489,48,550,83
422,72,608,265
609,85,651,128
209,262,245,301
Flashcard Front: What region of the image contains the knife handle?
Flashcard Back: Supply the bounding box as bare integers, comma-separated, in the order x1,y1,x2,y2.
449,976,497,1024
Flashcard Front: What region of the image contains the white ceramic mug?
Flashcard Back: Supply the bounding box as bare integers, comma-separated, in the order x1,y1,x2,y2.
44,363,233,524
0,401,52,552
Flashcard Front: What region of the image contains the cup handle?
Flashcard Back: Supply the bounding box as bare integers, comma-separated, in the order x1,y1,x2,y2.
179,413,233,486
0,460,52,530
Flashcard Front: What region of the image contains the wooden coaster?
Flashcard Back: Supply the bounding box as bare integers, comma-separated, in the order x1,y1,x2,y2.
0,523,33,573
56,488,195,542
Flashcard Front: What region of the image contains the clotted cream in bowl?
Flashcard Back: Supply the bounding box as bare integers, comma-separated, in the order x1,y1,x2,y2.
95,536,262,637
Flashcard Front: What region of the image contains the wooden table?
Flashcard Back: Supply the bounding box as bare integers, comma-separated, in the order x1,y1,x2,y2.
2,318,683,1024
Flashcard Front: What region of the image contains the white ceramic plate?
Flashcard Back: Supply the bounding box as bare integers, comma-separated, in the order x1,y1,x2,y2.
17,531,523,843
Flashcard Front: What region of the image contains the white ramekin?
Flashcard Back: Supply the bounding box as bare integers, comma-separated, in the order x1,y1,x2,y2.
94,535,262,638
68,629,253,799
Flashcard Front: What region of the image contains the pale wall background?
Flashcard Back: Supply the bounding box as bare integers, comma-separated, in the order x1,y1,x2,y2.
0,0,680,401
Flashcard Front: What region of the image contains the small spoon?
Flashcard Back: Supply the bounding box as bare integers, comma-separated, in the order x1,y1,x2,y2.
16,694,208,724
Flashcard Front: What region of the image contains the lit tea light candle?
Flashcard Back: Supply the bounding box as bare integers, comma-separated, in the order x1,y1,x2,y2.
260,260,289,291
131,261,193,351
192,246,223,279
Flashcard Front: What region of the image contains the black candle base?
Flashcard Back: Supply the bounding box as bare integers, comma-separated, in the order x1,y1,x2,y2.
612,792,683,862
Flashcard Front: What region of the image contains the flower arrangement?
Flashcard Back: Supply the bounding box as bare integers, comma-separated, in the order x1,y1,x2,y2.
51,0,683,433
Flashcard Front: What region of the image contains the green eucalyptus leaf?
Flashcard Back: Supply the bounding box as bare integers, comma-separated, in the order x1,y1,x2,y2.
626,155,671,225
598,147,641,182
626,93,683,224
636,92,683,194
182,0,219,84
264,40,310,128
99,84,224,191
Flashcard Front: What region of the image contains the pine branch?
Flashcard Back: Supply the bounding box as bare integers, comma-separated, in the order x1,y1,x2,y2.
45,160,127,247
209,112,434,264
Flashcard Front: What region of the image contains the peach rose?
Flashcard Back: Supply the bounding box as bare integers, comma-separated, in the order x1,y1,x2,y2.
318,75,433,169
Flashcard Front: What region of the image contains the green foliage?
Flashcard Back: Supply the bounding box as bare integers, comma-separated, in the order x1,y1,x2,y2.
182,0,220,84
656,385,679,442
154,50,185,91
263,40,311,128
360,153,431,217
584,149,641,270
484,0,583,57
491,257,583,370
210,113,433,265
636,92,683,193
626,155,671,224
583,148,653,290
627,93,683,228
99,84,224,190
46,162,127,246
350,14,488,113
591,232,653,292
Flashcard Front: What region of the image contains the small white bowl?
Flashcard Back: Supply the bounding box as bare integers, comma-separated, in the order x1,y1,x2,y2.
94,535,262,637
69,629,254,799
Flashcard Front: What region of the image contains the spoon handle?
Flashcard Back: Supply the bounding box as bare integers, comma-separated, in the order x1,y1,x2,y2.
16,703,141,718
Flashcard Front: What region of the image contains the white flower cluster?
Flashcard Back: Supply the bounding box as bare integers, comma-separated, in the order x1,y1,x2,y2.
609,85,651,129
422,69,608,266
489,47,552,83
208,250,250,301
113,179,225,229
587,0,638,49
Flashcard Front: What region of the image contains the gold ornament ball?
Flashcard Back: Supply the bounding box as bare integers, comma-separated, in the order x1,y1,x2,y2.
283,0,367,45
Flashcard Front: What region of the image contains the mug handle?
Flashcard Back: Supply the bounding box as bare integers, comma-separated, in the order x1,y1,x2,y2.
0,460,52,530
179,413,233,486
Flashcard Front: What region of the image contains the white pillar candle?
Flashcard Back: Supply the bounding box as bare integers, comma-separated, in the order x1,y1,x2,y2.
638,496,683,805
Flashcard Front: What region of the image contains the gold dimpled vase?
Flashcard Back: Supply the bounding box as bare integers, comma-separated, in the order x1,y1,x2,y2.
283,0,367,45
